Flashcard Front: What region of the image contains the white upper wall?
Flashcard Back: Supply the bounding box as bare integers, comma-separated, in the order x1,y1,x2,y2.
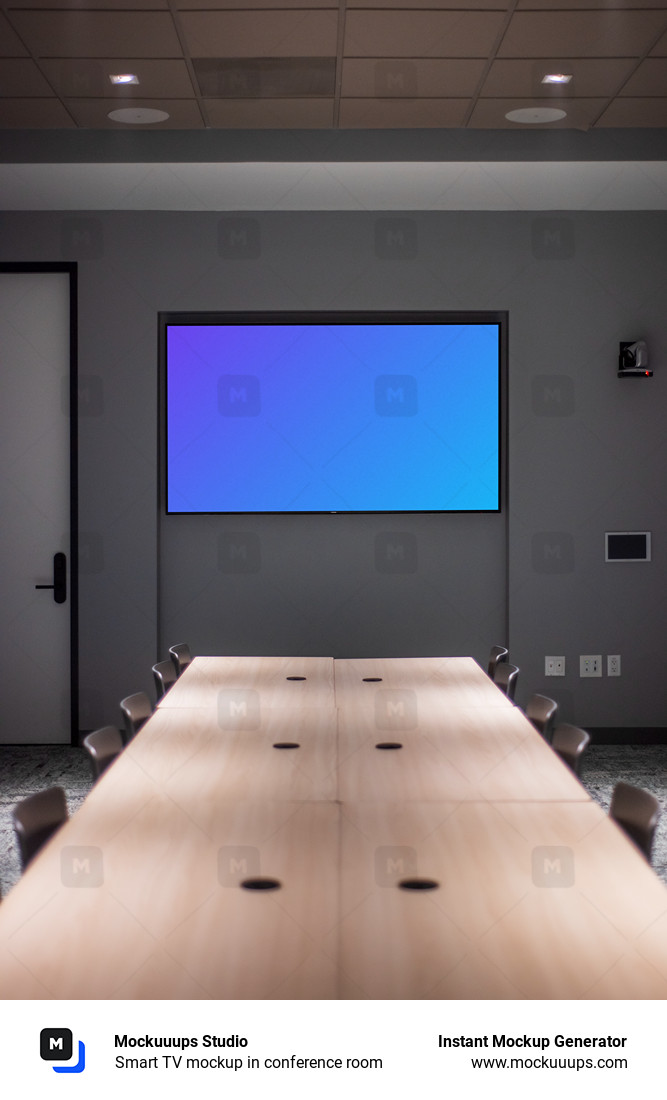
2,160,667,210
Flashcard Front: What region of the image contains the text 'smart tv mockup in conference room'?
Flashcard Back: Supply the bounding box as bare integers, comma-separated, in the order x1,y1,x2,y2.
162,312,504,515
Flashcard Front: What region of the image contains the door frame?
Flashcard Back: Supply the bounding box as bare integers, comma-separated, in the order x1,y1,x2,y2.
1,262,79,744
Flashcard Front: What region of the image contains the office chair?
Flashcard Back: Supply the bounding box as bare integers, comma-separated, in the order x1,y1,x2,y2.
525,693,558,742
12,786,68,871
609,780,660,862
152,659,177,700
119,692,153,744
551,723,590,776
493,661,519,700
169,642,192,677
487,644,508,678
83,725,124,782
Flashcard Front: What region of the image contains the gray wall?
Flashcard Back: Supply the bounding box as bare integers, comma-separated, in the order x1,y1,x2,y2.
1,208,665,731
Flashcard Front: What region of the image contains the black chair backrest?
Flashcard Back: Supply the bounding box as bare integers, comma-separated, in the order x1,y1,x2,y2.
12,786,68,870
152,659,177,700
120,691,153,743
83,725,124,781
493,661,519,700
487,644,508,678
610,781,660,862
525,693,558,742
551,723,590,775
169,643,192,676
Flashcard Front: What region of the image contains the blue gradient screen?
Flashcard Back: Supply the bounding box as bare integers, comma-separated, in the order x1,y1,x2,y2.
165,321,501,513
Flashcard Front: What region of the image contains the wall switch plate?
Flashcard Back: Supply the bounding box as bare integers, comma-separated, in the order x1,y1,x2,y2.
545,656,565,676
607,654,621,677
580,655,602,677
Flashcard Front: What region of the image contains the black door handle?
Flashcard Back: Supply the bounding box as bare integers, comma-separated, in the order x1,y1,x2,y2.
35,552,67,604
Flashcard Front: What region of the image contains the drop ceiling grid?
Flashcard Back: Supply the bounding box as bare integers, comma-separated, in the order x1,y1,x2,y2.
0,3,666,131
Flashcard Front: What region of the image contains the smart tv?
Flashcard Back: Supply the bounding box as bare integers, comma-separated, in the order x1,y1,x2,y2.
160,311,505,515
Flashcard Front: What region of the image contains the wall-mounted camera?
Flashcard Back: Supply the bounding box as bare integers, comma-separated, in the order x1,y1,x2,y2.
618,340,652,377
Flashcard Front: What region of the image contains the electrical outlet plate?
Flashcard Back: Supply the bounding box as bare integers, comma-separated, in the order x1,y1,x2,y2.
580,654,602,678
607,654,621,677
545,656,565,676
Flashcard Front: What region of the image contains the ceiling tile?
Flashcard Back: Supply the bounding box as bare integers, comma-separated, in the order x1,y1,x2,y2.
176,0,334,6
518,0,667,8
66,98,204,128
6,0,167,6
8,11,182,58
194,57,335,98
0,58,54,96
499,11,667,58
340,98,469,128
346,0,509,6
650,28,667,54
344,11,505,58
203,97,334,128
39,59,195,99
469,97,608,129
621,58,667,95
179,11,338,58
342,58,485,98
596,97,667,127
481,58,637,98
0,12,29,56
0,98,75,127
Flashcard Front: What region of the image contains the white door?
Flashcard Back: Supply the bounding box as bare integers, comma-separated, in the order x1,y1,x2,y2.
0,269,73,743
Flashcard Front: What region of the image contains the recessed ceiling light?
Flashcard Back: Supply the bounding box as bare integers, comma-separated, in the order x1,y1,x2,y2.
542,73,572,85
505,107,567,124
109,73,139,85
107,107,170,124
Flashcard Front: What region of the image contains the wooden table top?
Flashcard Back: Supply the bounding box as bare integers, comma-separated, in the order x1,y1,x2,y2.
128,704,338,803
334,656,515,709
0,797,340,999
336,704,590,803
1,654,665,999
158,654,335,710
3,793,666,1000
338,799,667,999
334,656,589,802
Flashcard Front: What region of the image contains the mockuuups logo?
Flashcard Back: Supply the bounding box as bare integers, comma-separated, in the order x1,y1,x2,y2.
40,1028,86,1073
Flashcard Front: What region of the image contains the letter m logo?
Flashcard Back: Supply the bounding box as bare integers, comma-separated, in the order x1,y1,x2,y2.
217,689,261,730
374,689,418,730
218,374,261,416
374,846,417,886
531,845,575,887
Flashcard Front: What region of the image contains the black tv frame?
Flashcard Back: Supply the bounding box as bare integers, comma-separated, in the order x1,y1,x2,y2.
158,309,508,517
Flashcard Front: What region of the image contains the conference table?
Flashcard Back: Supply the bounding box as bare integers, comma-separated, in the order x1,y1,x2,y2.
1,655,667,999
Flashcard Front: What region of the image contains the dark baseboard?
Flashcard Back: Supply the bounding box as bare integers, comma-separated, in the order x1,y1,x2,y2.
587,727,667,745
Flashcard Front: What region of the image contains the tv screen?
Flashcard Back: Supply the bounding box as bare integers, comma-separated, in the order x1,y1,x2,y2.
161,311,504,515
